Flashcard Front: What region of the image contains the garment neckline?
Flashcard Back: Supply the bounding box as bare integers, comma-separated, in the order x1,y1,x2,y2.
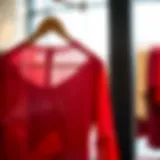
8,40,94,93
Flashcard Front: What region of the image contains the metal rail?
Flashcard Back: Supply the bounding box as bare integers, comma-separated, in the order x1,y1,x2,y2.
27,1,107,17
26,0,106,33
26,0,34,33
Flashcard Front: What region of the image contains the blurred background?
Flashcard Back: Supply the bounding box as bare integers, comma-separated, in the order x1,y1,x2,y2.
2,0,160,159
132,0,160,159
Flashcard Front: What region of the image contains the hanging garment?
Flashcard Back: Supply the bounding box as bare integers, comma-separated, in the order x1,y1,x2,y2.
0,40,119,160
147,47,160,148
136,49,149,137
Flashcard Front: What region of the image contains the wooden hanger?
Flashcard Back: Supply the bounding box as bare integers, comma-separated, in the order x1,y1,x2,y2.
26,16,73,44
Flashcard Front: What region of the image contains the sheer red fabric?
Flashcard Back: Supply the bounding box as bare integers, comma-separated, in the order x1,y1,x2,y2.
0,40,119,160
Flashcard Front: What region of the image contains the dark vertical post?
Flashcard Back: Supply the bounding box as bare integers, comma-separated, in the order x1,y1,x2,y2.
109,0,133,160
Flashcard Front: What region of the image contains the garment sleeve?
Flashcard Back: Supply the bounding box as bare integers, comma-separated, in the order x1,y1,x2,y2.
0,57,7,159
95,65,119,160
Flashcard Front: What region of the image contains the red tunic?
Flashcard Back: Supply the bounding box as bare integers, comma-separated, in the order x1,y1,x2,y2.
0,40,119,160
147,47,160,148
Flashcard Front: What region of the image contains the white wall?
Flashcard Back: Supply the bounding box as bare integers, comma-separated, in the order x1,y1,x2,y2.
132,2,160,52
